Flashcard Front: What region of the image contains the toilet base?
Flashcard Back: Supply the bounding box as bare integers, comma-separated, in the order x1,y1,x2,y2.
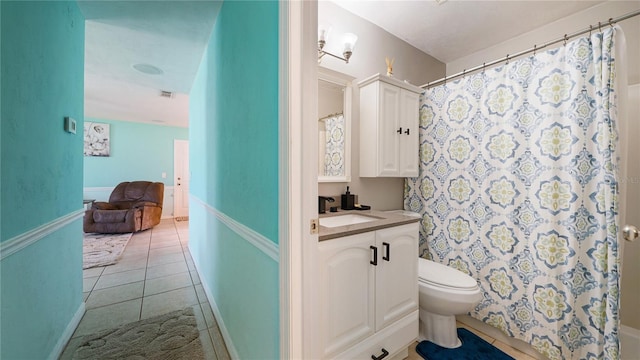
419,309,462,349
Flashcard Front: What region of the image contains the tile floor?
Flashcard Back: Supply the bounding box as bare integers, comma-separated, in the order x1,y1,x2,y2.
62,219,229,360
405,322,538,360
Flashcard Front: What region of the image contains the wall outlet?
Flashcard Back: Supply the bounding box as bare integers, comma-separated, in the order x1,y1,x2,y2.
64,117,76,134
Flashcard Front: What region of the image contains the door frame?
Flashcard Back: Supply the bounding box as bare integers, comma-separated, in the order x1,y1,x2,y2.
173,139,189,218
279,1,319,358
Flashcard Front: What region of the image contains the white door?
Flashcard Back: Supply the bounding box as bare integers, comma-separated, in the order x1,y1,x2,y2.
174,140,189,218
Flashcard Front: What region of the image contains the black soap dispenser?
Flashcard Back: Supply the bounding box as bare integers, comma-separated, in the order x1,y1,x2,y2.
341,186,355,210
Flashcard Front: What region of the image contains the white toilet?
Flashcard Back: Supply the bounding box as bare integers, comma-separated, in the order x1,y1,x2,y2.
418,258,482,348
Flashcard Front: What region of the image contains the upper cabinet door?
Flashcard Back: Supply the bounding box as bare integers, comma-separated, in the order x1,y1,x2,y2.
399,89,420,177
379,82,402,176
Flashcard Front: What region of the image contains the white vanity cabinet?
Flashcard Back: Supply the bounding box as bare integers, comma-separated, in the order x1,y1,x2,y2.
359,74,421,178
318,223,419,359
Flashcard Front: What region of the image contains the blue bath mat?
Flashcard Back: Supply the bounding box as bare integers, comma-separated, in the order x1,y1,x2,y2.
416,328,514,360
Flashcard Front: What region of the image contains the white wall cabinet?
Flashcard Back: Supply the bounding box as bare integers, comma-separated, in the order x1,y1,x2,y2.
359,74,421,178
318,223,419,359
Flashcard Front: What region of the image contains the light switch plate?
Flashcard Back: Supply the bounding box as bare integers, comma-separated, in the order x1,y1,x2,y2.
64,117,77,134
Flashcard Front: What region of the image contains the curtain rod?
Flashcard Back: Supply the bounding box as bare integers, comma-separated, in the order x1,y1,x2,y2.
319,112,344,121
421,9,640,89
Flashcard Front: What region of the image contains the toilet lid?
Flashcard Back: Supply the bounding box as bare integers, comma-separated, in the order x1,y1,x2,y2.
418,258,478,290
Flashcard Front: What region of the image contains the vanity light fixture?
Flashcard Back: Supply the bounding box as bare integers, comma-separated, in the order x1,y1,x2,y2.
318,25,358,64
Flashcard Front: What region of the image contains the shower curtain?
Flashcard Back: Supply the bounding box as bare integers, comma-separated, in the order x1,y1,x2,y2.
405,28,621,359
322,113,346,176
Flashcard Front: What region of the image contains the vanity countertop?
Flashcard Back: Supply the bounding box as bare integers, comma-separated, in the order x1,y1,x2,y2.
319,210,421,241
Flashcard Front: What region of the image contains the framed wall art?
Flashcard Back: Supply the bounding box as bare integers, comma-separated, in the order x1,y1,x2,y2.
84,122,110,156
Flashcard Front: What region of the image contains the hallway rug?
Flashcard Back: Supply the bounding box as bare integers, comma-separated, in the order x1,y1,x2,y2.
61,307,204,360
416,328,514,360
83,232,133,269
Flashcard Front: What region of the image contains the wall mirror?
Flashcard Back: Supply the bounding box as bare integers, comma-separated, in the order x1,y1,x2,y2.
318,67,354,182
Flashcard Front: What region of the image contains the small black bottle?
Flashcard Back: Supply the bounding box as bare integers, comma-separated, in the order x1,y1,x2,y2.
341,186,355,210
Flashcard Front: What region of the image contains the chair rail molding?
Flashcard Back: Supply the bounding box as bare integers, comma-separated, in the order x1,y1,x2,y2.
190,195,279,261
1,209,84,260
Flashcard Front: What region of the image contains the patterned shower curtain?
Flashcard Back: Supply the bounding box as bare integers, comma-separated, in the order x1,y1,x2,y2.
323,113,346,176
405,28,620,359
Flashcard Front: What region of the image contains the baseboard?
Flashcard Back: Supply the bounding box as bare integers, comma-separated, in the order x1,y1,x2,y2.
621,324,640,360
189,254,240,360
48,302,86,360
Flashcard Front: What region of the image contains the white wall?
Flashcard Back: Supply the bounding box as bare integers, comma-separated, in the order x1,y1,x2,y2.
318,1,445,210
621,84,640,330
448,1,640,85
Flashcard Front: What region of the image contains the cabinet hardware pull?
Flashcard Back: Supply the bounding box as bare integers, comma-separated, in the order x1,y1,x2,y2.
396,127,402,134
370,246,378,266
404,128,410,135
371,348,389,360
382,242,390,261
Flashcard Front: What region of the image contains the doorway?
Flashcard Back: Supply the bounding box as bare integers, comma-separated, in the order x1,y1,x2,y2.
174,140,189,220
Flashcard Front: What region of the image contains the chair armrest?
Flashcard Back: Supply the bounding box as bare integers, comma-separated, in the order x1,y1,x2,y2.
133,201,161,209
92,202,117,210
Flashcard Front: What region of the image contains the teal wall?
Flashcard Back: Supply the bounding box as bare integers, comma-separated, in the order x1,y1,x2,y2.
83,118,188,187
0,1,85,359
189,1,280,358
190,0,279,242
1,1,84,241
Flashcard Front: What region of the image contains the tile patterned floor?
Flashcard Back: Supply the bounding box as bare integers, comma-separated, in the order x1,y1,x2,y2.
64,219,229,360
405,322,539,360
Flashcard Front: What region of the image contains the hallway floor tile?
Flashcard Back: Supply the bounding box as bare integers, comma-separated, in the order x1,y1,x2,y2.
65,219,229,360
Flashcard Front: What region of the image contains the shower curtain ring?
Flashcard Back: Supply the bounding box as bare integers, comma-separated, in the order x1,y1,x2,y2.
599,21,602,32
563,34,568,46
589,25,592,37
533,45,537,56
505,54,509,64
483,62,486,73
462,69,466,78
609,18,614,28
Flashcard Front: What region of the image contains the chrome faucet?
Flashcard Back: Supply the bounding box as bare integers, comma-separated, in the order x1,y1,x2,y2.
318,196,335,214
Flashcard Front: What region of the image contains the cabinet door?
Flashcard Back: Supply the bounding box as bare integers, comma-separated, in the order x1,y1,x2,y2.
318,232,376,357
399,89,420,177
375,223,419,331
378,81,402,176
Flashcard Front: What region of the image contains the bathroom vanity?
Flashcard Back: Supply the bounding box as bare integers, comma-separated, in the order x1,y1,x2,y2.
318,211,420,359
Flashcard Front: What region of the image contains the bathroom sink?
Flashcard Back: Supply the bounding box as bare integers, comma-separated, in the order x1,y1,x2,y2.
319,214,379,228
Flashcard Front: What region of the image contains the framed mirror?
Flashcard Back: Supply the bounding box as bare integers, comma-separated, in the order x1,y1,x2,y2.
318,67,354,182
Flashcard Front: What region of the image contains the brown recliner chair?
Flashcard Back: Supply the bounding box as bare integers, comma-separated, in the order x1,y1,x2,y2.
84,181,164,233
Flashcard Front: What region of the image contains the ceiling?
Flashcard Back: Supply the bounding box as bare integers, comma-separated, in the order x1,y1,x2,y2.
78,1,221,128
333,0,605,64
80,0,606,128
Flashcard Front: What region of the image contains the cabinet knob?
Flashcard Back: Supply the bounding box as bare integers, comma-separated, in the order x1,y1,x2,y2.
371,348,389,360
396,127,402,134
404,128,410,135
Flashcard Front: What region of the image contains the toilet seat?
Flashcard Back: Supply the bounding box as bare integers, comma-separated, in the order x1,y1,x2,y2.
418,258,478,291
